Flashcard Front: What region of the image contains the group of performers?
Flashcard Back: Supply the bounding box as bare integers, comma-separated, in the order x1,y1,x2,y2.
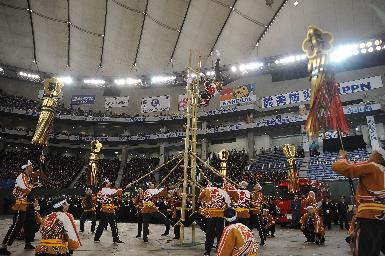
2,145,385,256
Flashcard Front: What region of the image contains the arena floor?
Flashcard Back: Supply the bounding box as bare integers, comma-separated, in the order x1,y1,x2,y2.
0,216,360,255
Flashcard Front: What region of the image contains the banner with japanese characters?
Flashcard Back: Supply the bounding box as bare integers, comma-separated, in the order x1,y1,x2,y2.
141,95,170,113
262,76,383,108
366,116,380,149
105,96,129,108
220,83,256,107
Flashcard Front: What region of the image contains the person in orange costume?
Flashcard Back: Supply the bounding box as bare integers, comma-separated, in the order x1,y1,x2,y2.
332,148,385,256
300,205,325,244
35,197,81,256
216,207,259,256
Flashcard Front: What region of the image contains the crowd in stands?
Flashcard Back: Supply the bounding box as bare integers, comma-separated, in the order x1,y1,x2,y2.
120,156,160,188
0,148,84,188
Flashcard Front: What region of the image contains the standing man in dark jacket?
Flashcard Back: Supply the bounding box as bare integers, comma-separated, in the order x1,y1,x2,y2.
321,196,332,230
337,196,349,230
290,195,301,228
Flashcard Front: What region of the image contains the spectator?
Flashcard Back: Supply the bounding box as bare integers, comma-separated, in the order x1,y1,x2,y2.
337,195,349,230
290,194,301,228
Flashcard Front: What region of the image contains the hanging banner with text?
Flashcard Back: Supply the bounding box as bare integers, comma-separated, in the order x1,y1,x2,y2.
178,94,188,111
261,76,383,108
70,95,95,105
105,96,129,108
366,116,380,149
141,95,170,113
220,83,256,107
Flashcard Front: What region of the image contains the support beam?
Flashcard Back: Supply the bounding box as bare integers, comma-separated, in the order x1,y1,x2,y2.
26,0,37,64
132,0,149,67
169,0,192,64
254,0,288,48
207,0,238,59
67,0,71,67
100,0,109,67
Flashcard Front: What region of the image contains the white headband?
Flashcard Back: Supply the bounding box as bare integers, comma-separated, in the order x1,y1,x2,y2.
374,148,385,160
53,199,67,209
21,160,32,170
224,215,237,222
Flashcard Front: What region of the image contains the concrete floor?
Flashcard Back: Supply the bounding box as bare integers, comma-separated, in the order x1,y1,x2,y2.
0,216,362,255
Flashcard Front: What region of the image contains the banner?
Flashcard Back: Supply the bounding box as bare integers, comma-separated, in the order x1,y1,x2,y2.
262,76,383,108
105,96,129,108
141,95,170,113
220,83,256,107
70,95,95,105
366,116,380,149
178,94,188,111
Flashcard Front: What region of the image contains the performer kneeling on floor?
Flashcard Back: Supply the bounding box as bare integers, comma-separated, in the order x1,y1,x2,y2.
35,197,81,256
300,205,325,244
332,148,385,256
216,207,259,256
1,160,36,255
94,179,124,244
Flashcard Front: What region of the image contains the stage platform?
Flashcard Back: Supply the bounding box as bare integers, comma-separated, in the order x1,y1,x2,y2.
0,216,365,255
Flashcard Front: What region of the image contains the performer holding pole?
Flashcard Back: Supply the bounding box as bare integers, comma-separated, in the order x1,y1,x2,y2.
236,181,251,228
132,188,144,238
199,176,231,256
140,182,171,243
332,149,385,256
0,160,37,255
94,179,124,244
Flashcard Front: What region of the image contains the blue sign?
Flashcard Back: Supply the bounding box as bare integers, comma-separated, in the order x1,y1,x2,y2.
71,95,96,105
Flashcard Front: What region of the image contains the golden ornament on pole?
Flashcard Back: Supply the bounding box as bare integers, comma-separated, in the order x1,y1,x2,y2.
282,144,300,193
32,78,64,146
88,140,103,186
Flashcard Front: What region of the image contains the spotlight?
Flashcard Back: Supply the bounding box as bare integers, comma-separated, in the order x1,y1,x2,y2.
57,76,73,84
151,75,176,84
368,47,373,53
83,79,105,85
376,46,381,51
293,1,299,6
366,41,372,47
361,48,367,54
0,67,3,72
231,66,237,72
359,43,365,48
239,64,246,72
374,40,381,46
274,59,280,64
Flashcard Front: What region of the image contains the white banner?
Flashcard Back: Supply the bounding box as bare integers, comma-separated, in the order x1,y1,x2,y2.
105,96,129,108
141,95,170,113
262,76,383,108
366,116,380,150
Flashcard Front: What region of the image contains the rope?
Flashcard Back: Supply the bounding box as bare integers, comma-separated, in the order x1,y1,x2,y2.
156,158,184,189
125,154,182,188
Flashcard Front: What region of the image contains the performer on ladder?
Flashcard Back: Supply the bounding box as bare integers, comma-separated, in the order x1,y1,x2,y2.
199,176,232,256
35,197,81,256
79,188,96,233
1,160,36,255
216,207,259,256
250,182,266,246
236,181,251,228
140,182,171,243
332,148,385,256
94,179,124,244
132,188,144,238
